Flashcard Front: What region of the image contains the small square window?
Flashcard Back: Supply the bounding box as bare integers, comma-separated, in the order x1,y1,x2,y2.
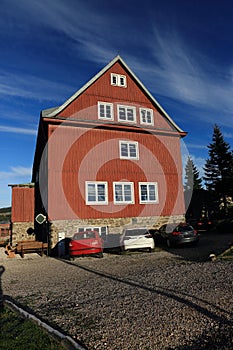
117,105,136,123
119,141,139,160
86,182,108,205
140,108,154,125
111,73,127,87
139,182,158,204
98,102,114,120
114,182,134,204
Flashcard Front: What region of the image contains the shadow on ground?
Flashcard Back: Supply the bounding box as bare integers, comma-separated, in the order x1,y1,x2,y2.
59,257,233,349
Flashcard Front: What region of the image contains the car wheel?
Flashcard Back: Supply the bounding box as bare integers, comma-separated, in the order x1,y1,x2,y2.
120,246,125,254
98,252,104,258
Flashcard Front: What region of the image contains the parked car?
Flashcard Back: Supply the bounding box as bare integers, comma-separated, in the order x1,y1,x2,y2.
120,227,155,253
69,230,103,259
157,223,199,247
217,218,233,233
188,218,213,232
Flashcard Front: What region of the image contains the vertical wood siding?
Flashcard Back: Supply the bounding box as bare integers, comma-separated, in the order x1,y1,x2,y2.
58,62,174,132
47,125,184,220
11,187,35,222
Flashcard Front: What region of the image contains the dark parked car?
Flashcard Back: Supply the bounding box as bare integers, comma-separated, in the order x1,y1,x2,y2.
69,230,103,259
217,219,233,233
157,223,199,247
188,218,213,232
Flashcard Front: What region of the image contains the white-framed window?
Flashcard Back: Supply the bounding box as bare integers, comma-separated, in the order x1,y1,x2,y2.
98,102,114,120
113,182,134,204
111,73,127,87
140,108,154,125
77,226,108,240
117,105,136,123
86,181,108,205
119,141,139,160
139,182,158,204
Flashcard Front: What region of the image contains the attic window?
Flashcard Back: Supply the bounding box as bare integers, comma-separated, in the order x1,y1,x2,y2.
117,105,136,123
140,108,154,125
98,102,114,120
111,73,127,87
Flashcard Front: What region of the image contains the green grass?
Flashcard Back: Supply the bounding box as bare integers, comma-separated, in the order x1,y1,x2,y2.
0,306,65,350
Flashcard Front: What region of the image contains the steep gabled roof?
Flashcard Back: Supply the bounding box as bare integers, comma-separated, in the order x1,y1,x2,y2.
43,55,185,134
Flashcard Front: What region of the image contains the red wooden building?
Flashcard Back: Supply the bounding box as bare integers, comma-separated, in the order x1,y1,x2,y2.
32,56,187,247
9,183,35,244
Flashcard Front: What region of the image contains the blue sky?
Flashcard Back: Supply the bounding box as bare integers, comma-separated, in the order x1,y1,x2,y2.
1,0,233,208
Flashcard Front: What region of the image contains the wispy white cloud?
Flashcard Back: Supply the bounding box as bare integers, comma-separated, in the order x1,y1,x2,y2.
134,27,233,119
0,166,32,207
186,143,207,150
1,0,233,129
224,132,233,139
1,0,117,63
0,125,37,135
0,70,74,102
0,166,31,181
10,166,32,177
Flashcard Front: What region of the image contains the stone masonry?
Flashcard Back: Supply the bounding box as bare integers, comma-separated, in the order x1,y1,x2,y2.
11,222,35,246
49,214,185,248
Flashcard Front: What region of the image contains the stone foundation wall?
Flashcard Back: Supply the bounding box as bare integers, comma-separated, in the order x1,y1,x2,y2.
49,214,185,248
11,222,35,246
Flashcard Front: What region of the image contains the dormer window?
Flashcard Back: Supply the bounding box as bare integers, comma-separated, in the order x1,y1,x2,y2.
111,73,127,87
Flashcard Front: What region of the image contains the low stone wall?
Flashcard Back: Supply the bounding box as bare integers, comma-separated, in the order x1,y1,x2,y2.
49,214,185,249
11,222,35,246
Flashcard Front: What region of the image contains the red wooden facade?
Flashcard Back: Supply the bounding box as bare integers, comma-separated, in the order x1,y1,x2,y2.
11,185,35,222
32,56,186,226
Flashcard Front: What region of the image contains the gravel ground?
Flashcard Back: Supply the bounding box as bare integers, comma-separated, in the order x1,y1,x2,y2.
1,249,233,350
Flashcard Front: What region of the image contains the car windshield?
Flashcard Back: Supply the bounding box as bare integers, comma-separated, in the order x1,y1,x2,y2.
125,229,148,237
73,231,96,240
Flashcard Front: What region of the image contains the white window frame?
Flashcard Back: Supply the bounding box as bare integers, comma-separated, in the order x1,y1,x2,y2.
119,140,139,160
113,182,134,204
139,108,154,125
139,182,159,204
98,102,114,120
111,73,127,87
85,181,108,205
77,226,108,239
117,105,136,123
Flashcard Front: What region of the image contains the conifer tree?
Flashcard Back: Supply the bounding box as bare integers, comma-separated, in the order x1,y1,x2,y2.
204,124,233,215
184,156,203,218
184,156,202,191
